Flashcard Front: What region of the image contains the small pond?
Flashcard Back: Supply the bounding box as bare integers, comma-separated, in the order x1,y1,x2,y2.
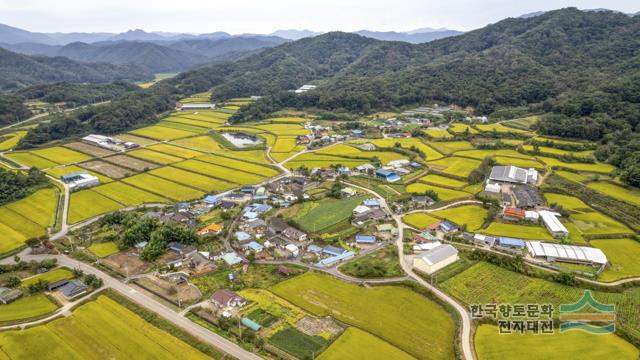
220,132,263,148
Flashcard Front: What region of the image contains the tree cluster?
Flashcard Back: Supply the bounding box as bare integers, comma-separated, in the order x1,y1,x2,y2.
0,167,49,205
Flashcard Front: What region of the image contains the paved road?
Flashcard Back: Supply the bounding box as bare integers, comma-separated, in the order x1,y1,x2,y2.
345,181,476,360
7,254,259,360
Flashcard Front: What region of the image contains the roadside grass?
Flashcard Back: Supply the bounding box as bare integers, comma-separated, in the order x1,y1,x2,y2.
0,294,59,324
68,190,123,224
474,324,638,360
586,182,640,206
318,327,414,360
0,295,210,359
271,272,456,360
591,239,640,282
431,204,487,231
482,222,553,240
88,241,120,258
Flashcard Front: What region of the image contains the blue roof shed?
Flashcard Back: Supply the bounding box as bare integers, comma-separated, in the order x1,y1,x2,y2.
204,195,220,205
498,237,526,248
355,235,377,244
235,231,251,242
246,241,264,252
241,317,262,331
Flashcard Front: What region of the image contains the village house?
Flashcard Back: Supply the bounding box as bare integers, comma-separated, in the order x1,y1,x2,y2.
197,223,224,236
353,208,388,225
211,289,247,308
167,242,197,257
412,244,459,275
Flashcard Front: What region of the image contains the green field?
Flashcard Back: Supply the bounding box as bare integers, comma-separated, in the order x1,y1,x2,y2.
405,183,471,201
289,196,366,232
69,190,123,224
88,241,120,258
592,239,640,282
475,324,638,360
0,295,210,359
0,222,29,254
318,327,414,360
129,125,195,141
570,211,632,236
0,207,45,239
544,193,589,210
402,213,440,229
432,204,487,231
365,138,444,160
5,152,58,169
272,272,456,360
147,143,205,158
554,170,588,183
428,141,474,154
483,222,553,240
5,188,58,227
586,182,640,206
272,136,299,153
501,116,539,130
92,181,166,206
427,157,481,177
196,154,279,177
22,268,74,288
440,262,640,340
423,128,453,139
149,166,236,193
475,123,531,134
419,174,467,188
268,326,329,359
31,147,92,164
122,173,205,201
174,159,266,185
537,156,615,174
126,149,184,165
0,131,26,151
0,294,59,324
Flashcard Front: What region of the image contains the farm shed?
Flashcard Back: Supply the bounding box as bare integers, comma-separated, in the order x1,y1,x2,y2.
245,241,264,253
222,252,243,266
355,235,377,244
59,280,88,299
316,251,355,268
526,241,607,265
538,210,569,238
412,244,459,275
489,166,537,184
496,237,526,250
60,171,100,190
375,169,401,183
473,234,496,247
178,103,216,110
0,287,23,304
241,317,262,331
413,241,442,252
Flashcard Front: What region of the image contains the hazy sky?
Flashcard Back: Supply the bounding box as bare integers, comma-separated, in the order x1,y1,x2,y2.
0,0,637,34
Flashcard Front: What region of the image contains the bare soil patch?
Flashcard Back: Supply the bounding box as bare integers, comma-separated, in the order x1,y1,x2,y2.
79,160,135,179
64,142,115,157
101,251,149,276
296,316,343,337
103,155,158,171
135,276,202,305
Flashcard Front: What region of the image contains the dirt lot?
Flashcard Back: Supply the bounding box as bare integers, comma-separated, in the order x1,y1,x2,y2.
79,160,135,179
103,155,158,171
135,276,202,304
296,316,343,337
64,142,115,157
101,252,149,276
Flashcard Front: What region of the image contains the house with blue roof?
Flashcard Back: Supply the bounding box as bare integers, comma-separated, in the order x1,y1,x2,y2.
245,241,264,253
439,219,459,233
222,252,243,266
307,244,323,254
323,245,347,257
497,237,526,250
235,231,251,243
363,199,380,207
203,195,220,206
315,251,355,268
351,129,364,137
375,169,401,183
355,235,377,244
243,211,259,220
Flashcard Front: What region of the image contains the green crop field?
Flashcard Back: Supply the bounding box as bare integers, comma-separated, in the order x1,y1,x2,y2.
366,138,444,160
285,153,366,169
0,295,210,359
0,131,26,151
196,154,279,176
586,182,640,206
537,156,615,174
543,193,589,210
501,116,539,130
5,152,58,169
0,294,59,324
268,327,329,360
174,159,266,185
483,222,553,240
440,262,640,350
419,174,467,188
147,143,204,158
495,156,544,169
475,123,531,134
475,324,638,360
289,196,366,232
126,149,183,165
522,145,594,158
88,241,120,258
22,268,74,287
122,173,205,201
402,213,440,229
45,165,112,184
272,272,456,360
555,171,588,183
5,188,58,227
592,239,640,282
129,125,195,141
432,204,487,230
427,157,481,177
272,136,298,153
423,128,453,139
69,190,123,224
92,181,166,206
0,207,45,239
149,166,236,193
570,211,632,236
455,149,533,160
316,144,408,166
406,183,471,201
449,123,479,134
318,327,414,360
0,222,29,254
31,147,91,164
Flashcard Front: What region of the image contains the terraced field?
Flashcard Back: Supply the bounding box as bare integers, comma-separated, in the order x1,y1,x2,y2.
196,154,279,177
0,295,210,359
432,204,487,230
418,174,467,188
536,156,615,174
586,181,640,206
318,327,414,360
364,138,444,161
316,144,407,165
402,213,440,229
482,222,553,240
427,157,481,178
405,183,471,201
0,131,27,151
272,272,456,360
423,128,453,139
287,196,367,232
591,239,640,282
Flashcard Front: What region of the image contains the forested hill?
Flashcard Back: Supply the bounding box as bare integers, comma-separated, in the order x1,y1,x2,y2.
0,47,153,91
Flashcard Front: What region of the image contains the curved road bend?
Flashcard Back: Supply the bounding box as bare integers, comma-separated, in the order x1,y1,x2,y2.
7,254,260,360
345,181,475,360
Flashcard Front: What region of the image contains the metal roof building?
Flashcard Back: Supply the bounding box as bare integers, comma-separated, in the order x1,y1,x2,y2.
489,166,537,184
526,241,607,265
538,210,569,238
412,244,459,274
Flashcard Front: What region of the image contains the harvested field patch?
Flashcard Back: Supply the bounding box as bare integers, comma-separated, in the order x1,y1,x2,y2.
78,160,134,179
103,155,158,171
63,142,115,157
